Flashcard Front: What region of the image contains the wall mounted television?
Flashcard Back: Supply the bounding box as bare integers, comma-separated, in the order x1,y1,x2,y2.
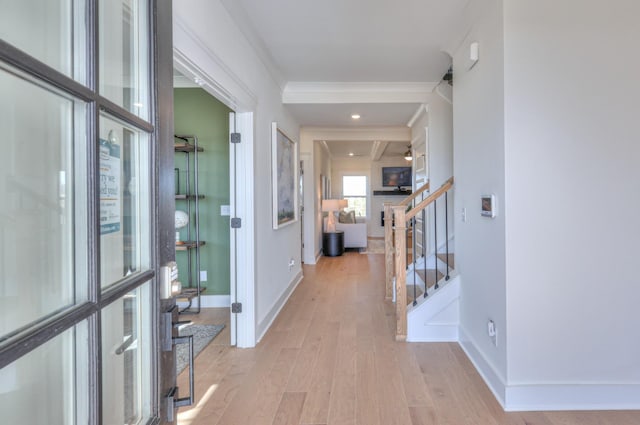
382,166,412,187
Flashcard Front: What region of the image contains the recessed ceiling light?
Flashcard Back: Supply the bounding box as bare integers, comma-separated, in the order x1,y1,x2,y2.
351,114,361,120
349,152,354,157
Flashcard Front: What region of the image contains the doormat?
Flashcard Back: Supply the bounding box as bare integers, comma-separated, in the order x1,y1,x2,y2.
176,324,225,375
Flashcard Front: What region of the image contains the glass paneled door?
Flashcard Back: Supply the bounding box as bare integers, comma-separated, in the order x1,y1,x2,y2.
0,0,177,424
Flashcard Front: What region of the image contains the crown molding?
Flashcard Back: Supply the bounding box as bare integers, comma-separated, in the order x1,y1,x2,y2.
435,81,453,105
173,74,200,88
283,82,438,104
301,126,411,143
442,0,485,57
407,104,429,128
319,140,332,158
173,17,258,111
370,140,389,161
219,0,287,92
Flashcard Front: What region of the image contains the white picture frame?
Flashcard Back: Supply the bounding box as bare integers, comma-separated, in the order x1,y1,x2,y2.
272,122,298,229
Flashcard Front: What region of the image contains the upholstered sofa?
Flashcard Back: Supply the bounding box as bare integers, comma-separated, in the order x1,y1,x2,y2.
324,216,368,249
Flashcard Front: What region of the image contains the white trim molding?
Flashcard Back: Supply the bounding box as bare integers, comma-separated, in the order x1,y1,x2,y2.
173,16,257,112
256,271,304,342
458,327,640,411
458,326,508,408
504,383,640,412
407,104,429,128
283,82,437,104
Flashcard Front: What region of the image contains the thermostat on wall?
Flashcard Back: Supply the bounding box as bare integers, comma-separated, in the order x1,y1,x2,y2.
481,194,497,218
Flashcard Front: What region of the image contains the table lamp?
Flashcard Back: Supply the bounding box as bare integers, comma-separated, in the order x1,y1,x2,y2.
322,199,346,232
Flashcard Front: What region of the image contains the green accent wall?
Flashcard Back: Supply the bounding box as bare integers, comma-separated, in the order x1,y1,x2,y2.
174,88,231,295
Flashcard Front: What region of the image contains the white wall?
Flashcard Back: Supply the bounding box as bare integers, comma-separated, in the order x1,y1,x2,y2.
174,0,301,343
453,0,508,391
454,0,640,409
427,91,454,189
504,0,640,389
314,142,332,258
410,92,454,257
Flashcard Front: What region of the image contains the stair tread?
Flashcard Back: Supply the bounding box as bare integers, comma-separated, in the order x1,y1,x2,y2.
436,253,455,269
415,269,445,288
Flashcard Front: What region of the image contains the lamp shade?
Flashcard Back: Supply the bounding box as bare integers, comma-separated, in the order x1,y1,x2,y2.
338,199,348,209
322,199,341,212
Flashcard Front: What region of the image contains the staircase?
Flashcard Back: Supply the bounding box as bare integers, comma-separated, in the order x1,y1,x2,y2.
384,177,459,341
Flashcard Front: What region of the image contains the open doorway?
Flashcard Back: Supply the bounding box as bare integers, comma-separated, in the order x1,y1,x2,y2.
173,78,233,310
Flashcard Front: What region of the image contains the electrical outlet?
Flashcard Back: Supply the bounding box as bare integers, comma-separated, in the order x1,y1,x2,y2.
200,270,207,282
288,258,295,271
487,319,497,346
220,205,230,216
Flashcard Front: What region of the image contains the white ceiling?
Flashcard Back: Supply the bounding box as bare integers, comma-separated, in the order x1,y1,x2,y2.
324,140,410,160
218,0,467,128
288,103,420,127
222,0,467,82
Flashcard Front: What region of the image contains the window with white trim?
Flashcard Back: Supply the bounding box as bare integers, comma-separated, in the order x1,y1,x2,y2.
342,175,367,217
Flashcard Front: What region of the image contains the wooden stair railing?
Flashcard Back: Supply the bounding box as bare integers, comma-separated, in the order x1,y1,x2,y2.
383,182,430,301
384,177,454,341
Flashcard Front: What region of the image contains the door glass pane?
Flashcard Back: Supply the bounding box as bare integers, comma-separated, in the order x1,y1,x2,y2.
0,322,89,424
99,0,149,119
0,65,87,339
100,114,150,288
0,0,86,82
101,282,152,424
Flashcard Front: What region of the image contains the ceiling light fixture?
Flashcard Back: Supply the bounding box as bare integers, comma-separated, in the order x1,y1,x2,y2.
351,114,361,120
404,146,413,161
349,152,354,157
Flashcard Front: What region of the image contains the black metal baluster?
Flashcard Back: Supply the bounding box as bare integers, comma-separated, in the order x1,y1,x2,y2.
434,199,439,290
422,206,427,298
412,215,417,306
445,191,450,281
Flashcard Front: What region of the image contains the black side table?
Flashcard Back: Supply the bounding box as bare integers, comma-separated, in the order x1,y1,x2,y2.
323,231,345,257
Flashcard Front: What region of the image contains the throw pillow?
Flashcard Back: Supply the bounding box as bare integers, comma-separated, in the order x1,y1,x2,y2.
339,210,356,224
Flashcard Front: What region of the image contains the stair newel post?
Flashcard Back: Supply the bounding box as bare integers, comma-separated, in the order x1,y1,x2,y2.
433,199,439,290
384,202,394,301
392,205,408,341
445,191,450,281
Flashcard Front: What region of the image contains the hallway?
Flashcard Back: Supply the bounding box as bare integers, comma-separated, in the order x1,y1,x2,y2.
177,253,639,425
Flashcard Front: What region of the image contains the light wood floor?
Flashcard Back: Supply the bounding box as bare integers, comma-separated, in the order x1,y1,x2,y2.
177,252,640,425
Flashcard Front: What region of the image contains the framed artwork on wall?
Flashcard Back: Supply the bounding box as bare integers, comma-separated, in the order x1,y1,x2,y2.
272,122,298,229
321,174,331,200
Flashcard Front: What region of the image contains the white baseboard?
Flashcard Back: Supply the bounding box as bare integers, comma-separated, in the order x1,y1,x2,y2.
458,327,640,411
256,271,303,343
504,383,640,411
177,294,230,309
408,324,458,342
458,326,507,408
